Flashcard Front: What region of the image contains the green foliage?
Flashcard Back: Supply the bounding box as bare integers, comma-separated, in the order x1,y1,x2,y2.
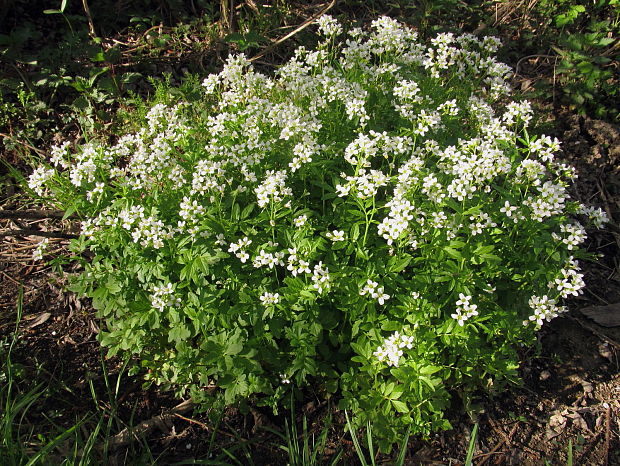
526,0,619,120
26,17,606,449
265,399,342,465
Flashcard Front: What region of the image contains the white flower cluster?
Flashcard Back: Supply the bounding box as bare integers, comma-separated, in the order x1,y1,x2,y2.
552,222,587,250
228,236,252,263
438,99,459,116
451,293,478,326
316,14,342,37
469,212,497,236
253,249,286,269
178,196,205,235
32,238,49,261
503,101,533,126
28,167,55,196
336,169,389,199
359,279,390,305
131,215,172,249
549,256,585,298
377,197,415,245
259,292,280,306
525,181,568,222
69,144,99,187
578,204,609,228
191,160,226,196
373,331,414,367
50,141,71,168
255,170,292,207
286,248,311,276
293,215,307,227
393,79,422,119
151,282,181,312
524,295,567,327
289,136,320,172
311,261,331,294
529,135,560,163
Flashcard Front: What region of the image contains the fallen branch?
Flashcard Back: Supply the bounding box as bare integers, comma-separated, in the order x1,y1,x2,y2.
0,133,48,157
0,229,78,239
109,398,194,450
0,209,70,220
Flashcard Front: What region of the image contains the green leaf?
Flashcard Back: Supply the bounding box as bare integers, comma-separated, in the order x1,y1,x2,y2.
443,247,462,260
169,323,191,343
391,399,409,413
106,278,122,294
240,202,255,220
389,255,412,273
62,205,77,220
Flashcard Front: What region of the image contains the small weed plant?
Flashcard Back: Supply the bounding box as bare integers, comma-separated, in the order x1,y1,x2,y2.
27,16,608,449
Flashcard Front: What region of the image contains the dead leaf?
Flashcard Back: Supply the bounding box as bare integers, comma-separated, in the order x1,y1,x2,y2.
62,335,77,345
26,312,51,328
580,303,620,327
547,410,568,439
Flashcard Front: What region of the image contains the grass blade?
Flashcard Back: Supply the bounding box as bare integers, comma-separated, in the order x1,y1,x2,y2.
464,423,479,466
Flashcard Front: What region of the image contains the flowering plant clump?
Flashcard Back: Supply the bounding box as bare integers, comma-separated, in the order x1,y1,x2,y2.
28,16,607,447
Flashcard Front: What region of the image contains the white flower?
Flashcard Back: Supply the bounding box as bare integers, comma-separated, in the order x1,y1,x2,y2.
360,279,390,305
28,167,55,196
229,237,252,262
151,282,181,312
32,238,49,261
451,293,478,326
500,201,517,218
316,14,342,37
577,204,609,228
86,182,105,202
255,170,292,207
373,331,415,367
259,292,280,306
549,257,585,298
326,230,345,242
293,215,307,227
311,262,331,294
524,295,567,327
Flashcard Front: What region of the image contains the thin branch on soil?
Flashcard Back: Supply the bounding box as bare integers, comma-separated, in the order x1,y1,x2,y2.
109,398,194,450
174,413,210,430
0,133,48,157
515,54,557,77
0,229,78,239
604,403,611,466
0,209,70,220
0,270,23,287
488,418,541,459
249,0,336,62
570,315,620,350
477,421,519,465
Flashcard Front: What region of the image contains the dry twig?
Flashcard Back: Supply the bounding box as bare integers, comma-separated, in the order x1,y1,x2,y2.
0,229,78,239
249,0,337,62
0,209,70,220
109,398,194,450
